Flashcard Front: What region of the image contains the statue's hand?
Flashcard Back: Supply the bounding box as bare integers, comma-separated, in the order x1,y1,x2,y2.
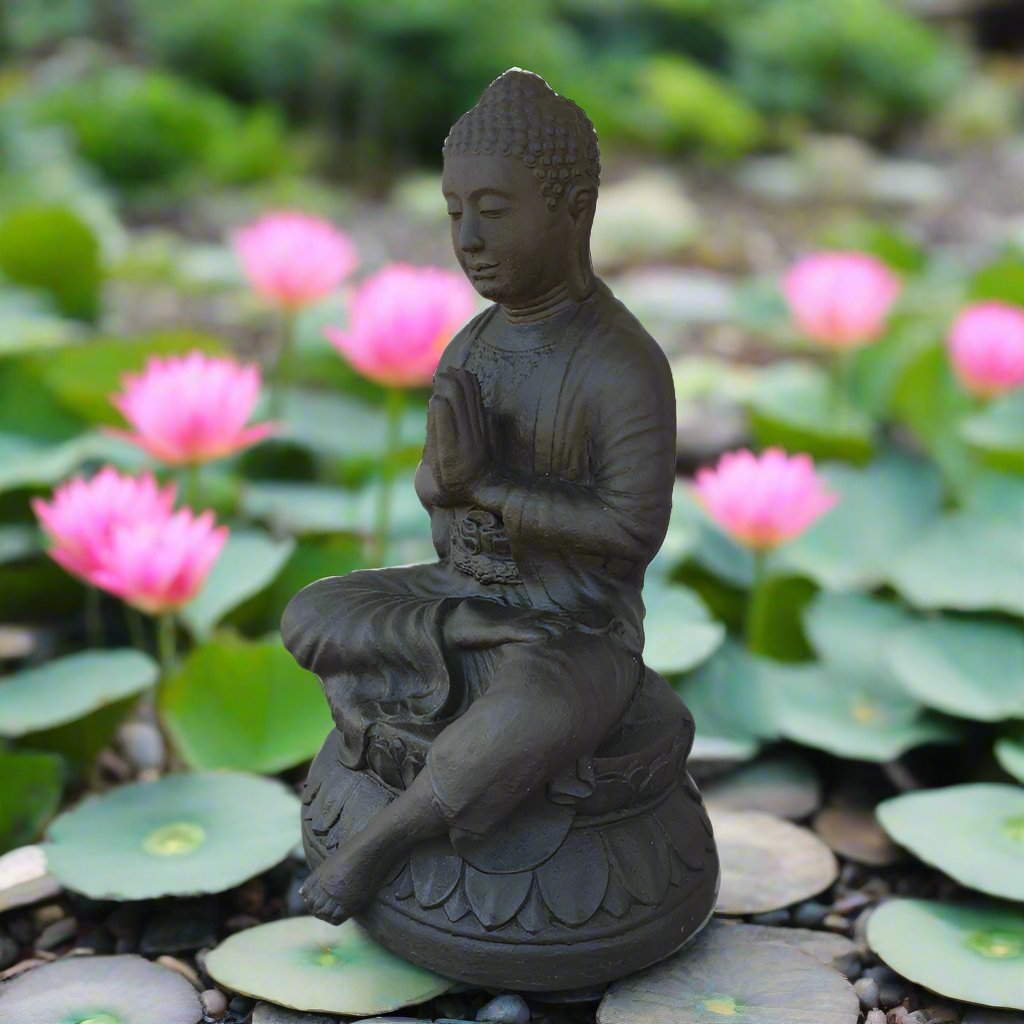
428,367,491,503
444,598,571,649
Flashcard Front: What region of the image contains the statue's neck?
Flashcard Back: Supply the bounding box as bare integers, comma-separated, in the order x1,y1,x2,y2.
502,281,581,324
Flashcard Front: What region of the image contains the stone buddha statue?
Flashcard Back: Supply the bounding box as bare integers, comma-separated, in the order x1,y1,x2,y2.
283,68,719,992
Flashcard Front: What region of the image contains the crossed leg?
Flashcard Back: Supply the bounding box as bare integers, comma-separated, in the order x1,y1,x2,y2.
302,628,639,923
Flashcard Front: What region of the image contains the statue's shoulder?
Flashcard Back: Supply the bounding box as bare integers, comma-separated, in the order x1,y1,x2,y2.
581,281,672,387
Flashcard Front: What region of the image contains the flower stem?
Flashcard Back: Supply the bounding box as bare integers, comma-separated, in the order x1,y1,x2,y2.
157,613,178,674
84,586,104,647
181,463,202,509
125,605,147,651
745,550,770,653
372,386,405,566
270,307,297,418
831,350,854,428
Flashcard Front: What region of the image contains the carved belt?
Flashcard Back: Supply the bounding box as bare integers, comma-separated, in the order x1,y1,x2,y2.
449,508,522,585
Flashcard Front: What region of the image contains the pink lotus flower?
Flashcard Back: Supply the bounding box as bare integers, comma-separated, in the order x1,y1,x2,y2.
694,448,838,550
948,301,1024,398
232,212,357,309
32,468,178,584
324,264,475,387
783,252,901,349
88,508,228,615
110,352,275,465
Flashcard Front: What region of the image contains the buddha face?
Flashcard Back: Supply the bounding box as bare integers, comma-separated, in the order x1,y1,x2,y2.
442,152,588,305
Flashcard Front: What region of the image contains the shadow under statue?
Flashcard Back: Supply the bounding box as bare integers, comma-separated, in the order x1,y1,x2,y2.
283,68,719,992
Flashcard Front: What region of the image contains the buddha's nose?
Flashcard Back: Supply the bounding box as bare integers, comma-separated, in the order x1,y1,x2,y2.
459,213,484,253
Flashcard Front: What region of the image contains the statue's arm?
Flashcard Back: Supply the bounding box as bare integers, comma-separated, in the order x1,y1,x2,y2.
473,341,676,566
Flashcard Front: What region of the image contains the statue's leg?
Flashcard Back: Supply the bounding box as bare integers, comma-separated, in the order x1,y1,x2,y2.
302,630,639,923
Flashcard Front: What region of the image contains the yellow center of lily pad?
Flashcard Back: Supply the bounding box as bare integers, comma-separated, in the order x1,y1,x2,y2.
1001,815,1024,844
851,699,880,724
142,821,206,856
703,995,738,1015
966,930,1023,959
311,945,345,968
75,1015,121,1024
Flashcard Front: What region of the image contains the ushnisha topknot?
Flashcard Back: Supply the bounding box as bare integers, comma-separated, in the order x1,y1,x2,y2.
443,68,601,211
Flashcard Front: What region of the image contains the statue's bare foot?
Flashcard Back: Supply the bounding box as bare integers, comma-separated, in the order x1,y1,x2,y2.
301,842,395,925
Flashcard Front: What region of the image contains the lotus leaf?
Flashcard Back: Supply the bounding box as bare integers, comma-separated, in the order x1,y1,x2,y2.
877,784,1024,901
205,917,454,1015
868,899,1024,1009
44,772,300,899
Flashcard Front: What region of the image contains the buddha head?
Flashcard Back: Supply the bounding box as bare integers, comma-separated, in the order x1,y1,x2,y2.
442,69,601,306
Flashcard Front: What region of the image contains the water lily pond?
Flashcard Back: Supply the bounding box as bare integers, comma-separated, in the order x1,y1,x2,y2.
2,4,1024,1023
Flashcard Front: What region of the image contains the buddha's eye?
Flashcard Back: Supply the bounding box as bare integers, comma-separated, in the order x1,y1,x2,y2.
448,210,462,220
480,208,509,219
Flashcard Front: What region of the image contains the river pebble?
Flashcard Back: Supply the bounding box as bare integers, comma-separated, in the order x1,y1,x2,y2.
201,987,229,1019
477,993,531,1023
855,976,881,1011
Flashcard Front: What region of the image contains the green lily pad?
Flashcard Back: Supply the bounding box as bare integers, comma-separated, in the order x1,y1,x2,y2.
877,784,1024,901
239,477,430,541
775,454,943,591
887,617,1024,722
962,391,1024,473
710,809,839,915
888,512,1024,615
159,636,333,773
282,389,427,460
598,919,858,1023
0,650,157,737
868,899,1024,1009
0,431,142,495
0,526,40,566
0,953,203,1023
0,751,63,854
0,204,102,321
995,735,1024,784
768,661,959,763
703,753,821,821
965,470,1024,524
44,772,300,899
748,361,874,463
205,917,454,1016
803,591,911,680
674,644,778,761
643,578,725,675
179,529,295,640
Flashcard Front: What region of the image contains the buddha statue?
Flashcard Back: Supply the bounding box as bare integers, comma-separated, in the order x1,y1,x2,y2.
282,68,719,992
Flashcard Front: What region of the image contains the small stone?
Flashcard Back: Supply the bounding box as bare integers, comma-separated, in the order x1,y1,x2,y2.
201,988,229,1019
477,993,530,1023
156,955,202,990
866,1012,886,1024
6,915,36,945
823,913,851,934
32,903,64,927
833,891,871,915
855,976,881,1011
0,846,61,913
879,980,909,1010
747,909,791,927
832,950,861,980
118,720,166,771
888,1007,908,1024
921,1003,961,1023
0,933,19,971
792,900,829,928
34,916,76,951
903,1014,929,1024
228,995,255,1015
251,1002,347,1023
